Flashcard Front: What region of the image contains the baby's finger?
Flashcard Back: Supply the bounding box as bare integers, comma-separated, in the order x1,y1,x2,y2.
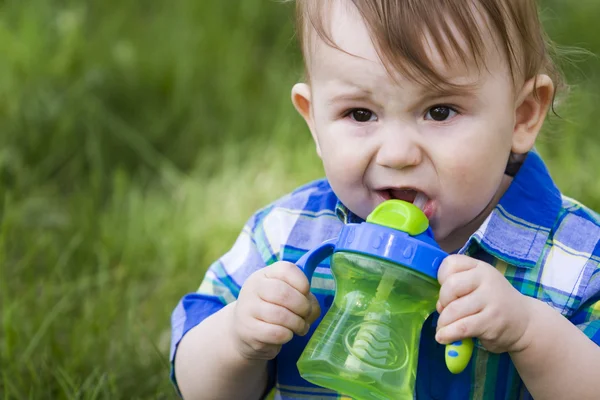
258,276,312,318
438,270,480,310
435,313,483,345
255,302,309,336
437,293,484,330
306,293,322,325
252,320,294,346
264,262,311,296
437,255,479,285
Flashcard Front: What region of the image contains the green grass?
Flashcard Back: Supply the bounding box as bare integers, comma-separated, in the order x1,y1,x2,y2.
0,0,599,398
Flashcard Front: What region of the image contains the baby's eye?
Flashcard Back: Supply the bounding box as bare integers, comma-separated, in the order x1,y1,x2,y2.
346,108,377,123
424,105,458,122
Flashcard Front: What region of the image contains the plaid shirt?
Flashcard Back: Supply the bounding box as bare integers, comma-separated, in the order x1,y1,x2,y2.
170,151,600,399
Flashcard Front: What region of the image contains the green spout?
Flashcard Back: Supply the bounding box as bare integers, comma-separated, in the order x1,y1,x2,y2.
366,200,429,236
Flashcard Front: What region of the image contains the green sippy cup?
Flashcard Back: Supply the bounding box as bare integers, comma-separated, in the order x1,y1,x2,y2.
295,200,473,400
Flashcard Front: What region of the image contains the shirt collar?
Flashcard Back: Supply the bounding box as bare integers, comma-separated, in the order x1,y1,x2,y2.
460,151,562,268
335,151,562,269
335,201,364,225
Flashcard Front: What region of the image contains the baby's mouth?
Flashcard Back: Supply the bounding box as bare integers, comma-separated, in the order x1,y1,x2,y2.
387,189,417,203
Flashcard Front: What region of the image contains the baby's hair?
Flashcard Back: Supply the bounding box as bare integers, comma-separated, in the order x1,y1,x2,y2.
293,0,566,103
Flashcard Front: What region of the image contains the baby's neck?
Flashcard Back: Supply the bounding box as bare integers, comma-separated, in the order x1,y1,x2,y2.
438,175,513,254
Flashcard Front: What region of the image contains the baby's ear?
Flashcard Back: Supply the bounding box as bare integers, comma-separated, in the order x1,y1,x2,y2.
291,83,321,157
511,74,554,154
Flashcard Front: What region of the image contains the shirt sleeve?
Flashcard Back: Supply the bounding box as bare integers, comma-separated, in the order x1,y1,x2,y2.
169,207,279,395
569,258,600,346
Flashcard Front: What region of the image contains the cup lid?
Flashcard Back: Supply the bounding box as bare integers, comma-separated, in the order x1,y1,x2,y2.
335,200,448,280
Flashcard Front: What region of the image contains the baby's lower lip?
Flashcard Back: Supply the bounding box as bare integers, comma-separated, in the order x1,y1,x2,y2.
421,200,435,219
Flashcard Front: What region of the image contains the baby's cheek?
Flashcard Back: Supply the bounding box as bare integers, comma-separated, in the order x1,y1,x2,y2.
443,161,500,215
326,169,365,201
448,154,501,188
322,148,367,181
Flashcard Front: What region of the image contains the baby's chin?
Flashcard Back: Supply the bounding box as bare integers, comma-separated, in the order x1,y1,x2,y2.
430,229,460,253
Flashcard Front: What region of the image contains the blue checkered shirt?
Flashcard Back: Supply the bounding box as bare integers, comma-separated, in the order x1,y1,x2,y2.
170,151,600,399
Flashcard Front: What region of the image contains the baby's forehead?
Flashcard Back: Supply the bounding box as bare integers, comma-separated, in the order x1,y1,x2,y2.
302,0,515,88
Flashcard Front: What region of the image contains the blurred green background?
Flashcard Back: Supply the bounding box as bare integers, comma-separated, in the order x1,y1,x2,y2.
0,0,598,398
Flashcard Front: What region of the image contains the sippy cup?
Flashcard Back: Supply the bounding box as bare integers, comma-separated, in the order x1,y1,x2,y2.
295,200,473,400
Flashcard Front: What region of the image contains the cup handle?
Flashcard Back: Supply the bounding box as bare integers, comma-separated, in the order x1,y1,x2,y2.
432,253,474,374
296,239,337,282
445,338,474,374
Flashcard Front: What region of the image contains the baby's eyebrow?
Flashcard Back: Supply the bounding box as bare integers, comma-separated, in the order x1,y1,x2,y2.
418,79,482,100
326,91,373,105
325,79,375,105
324,75,481,106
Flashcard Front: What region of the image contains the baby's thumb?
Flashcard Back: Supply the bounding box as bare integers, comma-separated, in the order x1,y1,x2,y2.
306,293,322,325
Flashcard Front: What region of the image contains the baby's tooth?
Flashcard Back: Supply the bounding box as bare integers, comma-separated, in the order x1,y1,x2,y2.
413,192,428,210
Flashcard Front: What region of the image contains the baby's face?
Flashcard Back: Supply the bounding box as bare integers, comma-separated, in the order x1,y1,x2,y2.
293,3,535,249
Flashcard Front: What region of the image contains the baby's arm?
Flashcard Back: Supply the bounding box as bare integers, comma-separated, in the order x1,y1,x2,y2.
509,298,600,400
174,303,269,400
435,255,600,400
174,262,321,400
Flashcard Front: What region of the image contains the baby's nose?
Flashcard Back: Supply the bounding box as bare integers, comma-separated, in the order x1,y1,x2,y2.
375,129,423,169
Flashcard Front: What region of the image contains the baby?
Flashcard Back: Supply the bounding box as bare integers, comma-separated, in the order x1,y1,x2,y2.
170,1,600,399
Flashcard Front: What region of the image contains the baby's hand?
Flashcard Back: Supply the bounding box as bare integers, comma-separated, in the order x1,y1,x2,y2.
435,255,534,354
231,261,321,361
